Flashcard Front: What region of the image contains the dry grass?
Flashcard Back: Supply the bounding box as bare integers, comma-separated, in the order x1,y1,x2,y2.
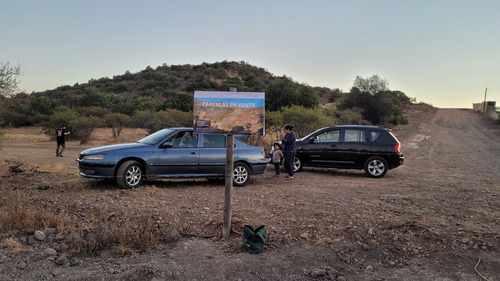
0,195,163,257
0,127,169,258
68,217,162,257
89,128,148,145
110,219,161,256
0,195,74,233
0,237,33,253
0,127,148,146
0,126,277,258
1,126,50,142
37,162,73,174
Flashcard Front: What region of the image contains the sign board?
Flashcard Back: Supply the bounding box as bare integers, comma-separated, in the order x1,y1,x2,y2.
193,91,265,135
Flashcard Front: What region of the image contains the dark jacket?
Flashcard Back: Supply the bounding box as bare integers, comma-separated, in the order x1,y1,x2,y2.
56,128,67,144
282,131,296,152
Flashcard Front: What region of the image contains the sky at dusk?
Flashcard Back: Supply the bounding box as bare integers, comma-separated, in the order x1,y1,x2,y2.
1,0,499,108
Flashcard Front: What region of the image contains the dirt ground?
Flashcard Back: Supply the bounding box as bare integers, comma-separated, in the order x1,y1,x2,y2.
0,105,499,281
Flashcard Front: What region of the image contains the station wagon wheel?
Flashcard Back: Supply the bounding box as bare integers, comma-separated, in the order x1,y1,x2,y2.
364,156,388,178
233,163,250,187
293,156,303,172
116,160,144,189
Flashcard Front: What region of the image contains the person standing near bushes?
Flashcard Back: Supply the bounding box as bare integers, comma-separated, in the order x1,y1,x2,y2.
56,125,70,157
281,124,296,179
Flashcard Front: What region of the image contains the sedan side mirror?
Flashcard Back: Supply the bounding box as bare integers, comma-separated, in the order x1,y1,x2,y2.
160,142,173,148
309,138,315,144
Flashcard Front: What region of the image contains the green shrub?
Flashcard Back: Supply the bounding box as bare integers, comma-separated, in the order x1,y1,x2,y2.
281,105,335,137
74,116,105,144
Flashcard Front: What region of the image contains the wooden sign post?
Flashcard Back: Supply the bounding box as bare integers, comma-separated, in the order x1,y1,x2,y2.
193,91,265,239
223,134,234,238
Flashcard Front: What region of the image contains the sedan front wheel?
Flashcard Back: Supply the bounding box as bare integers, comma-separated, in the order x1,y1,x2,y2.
116,160,144,189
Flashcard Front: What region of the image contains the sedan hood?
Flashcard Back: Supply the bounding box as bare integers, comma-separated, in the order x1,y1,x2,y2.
80,142,148,154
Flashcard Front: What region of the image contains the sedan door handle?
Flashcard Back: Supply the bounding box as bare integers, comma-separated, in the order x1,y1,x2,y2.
330,144,339,147
191,151,196,154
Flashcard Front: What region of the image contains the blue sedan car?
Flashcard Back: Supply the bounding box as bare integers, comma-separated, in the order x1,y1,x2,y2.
76,128,268,188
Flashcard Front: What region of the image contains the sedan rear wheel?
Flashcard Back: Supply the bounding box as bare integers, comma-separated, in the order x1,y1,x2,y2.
233,163,250,187
116,160,144,189
364,156,388,178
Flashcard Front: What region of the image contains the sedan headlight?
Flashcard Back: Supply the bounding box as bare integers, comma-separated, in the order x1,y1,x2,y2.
82,154,106,160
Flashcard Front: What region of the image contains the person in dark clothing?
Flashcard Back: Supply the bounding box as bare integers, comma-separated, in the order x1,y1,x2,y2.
281,124,296,179
56,125,70,157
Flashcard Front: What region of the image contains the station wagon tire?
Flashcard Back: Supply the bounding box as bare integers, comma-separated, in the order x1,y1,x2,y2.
233,163,250,187
116,160,144,189
364,156,388,178
293,156,303,172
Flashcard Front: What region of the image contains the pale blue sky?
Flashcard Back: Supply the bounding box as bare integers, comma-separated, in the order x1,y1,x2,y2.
1,0,499,108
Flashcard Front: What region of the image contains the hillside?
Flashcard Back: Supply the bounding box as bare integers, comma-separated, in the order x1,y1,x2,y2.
0,105,499,280
35,61,303,102
1,61,412,131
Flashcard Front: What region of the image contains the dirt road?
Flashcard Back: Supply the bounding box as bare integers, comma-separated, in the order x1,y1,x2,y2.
1,106,499,280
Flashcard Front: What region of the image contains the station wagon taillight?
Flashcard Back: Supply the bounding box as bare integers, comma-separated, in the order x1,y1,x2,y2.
394,143,401,153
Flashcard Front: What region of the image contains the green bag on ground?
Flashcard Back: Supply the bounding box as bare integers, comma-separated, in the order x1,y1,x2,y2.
243,225,266,254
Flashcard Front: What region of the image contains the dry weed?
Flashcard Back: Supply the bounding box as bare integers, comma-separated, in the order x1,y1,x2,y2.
1,127,50,142
68,217,162,257
0,160,10,177
0,196,74,233
37,162,76,174
0,237,33,253
111,219,160,256
89,128,148,145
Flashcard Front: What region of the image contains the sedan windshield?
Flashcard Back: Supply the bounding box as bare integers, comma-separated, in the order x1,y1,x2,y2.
138,129,175,145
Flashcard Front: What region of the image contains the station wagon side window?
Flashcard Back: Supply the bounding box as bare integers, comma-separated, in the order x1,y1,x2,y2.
315,130,340,143
369,131,381,142
202,134,226,148
344,129,366,142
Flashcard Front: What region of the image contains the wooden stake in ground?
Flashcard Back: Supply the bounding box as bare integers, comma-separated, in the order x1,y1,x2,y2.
223,134,234,239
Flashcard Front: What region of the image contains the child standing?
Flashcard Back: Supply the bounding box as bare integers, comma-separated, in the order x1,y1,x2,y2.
271,143,284,178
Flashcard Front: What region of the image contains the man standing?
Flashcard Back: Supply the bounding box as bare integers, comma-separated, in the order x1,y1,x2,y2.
281,124,296,179
56,125,70,157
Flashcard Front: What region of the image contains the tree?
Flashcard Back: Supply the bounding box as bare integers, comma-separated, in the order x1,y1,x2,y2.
340,87,411,125
281,105,334,137
185,75,218,92
30,96,54,115
104,94,127,112
265,111,283,140
76,106,111,118
265,77,319,111
79,90,107,107
0,62,22,97
132,109,192,134
104,113,131,139
162,109,192,127
43,106,79,137
74,116,105,144
353,75,388,95
131,97,159,112
161,92,194,112
132,110,157,134
265,77,301,111
335,109,366,125
299,85,320,109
